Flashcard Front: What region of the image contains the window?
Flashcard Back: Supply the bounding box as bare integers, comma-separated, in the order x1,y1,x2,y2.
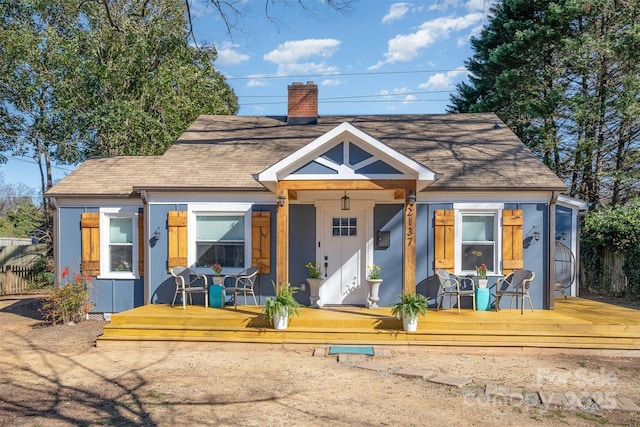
99,211,138,279
195,215,245,268
332,217,357,236
460,214,497,274
109,217,133,272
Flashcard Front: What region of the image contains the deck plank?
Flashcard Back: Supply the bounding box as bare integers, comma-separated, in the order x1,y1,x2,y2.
98,297,640,350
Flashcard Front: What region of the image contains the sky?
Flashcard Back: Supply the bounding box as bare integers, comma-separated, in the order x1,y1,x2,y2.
2,0,492,196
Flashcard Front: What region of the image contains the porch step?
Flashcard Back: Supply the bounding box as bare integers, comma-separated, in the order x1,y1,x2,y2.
97,301,640,349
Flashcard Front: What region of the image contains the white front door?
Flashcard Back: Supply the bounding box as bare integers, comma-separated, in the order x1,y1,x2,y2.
317,202,373,305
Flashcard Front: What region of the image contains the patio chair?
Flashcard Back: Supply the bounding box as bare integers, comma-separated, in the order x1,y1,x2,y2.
554,240,576,299
223,267,259,309
170,266,209,309
495,269,535,314
435,269,476,313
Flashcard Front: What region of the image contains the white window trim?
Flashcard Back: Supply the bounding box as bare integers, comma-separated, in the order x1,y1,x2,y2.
453,204,504,277
98,209,139,280
187,203,252,275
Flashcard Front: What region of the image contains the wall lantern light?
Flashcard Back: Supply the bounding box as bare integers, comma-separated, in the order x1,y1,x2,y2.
407,190,416,207
341,191,350,211
533,230,540,241
277,192,286,207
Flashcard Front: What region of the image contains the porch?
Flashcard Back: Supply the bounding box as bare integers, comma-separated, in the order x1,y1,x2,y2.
97,297,640,351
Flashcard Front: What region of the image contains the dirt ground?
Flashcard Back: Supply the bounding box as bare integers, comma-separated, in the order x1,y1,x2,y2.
1,294,639,426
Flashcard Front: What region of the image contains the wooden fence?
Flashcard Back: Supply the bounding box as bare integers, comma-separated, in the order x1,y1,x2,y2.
0,265,37,295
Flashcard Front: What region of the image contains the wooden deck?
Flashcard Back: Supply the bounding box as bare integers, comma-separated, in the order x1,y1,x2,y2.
98,297,640,351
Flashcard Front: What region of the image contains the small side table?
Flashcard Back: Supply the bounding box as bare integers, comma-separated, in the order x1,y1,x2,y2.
475,288,491,311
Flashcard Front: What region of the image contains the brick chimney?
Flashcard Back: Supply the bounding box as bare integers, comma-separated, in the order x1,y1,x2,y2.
287,81,318,125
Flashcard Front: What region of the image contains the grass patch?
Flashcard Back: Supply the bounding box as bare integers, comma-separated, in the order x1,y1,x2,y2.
576,412,608,424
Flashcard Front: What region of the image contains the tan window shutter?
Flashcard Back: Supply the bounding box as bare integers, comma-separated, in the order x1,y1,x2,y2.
434,210,455,270
138,214,144,275
81,212,100,276
168,211,188,272
502,209,524,275
251,211,271,274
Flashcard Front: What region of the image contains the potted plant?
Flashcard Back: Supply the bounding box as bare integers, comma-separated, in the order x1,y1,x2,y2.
211,262,223,285
476,263,488,288
263,282,301,330
391,291,428,332
305,262,323,308
366,264,382,308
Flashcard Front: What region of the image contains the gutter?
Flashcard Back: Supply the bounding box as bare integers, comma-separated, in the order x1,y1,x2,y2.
548,191,559,310
140,190,151,305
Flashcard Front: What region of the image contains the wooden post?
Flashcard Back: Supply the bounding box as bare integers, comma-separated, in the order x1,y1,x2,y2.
5,265,12,295
404,186,417,293
276,185,289,288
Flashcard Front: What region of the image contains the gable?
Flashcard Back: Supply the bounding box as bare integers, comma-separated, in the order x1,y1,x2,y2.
258,122,437,192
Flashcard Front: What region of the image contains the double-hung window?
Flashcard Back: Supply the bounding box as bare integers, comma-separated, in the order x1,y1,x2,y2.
100,211,138,279
458,210,499,275
195,215,246,269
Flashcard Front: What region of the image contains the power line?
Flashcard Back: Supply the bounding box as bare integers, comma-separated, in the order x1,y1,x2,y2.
226,69,467,81
6,156,75,173
239,90,453,99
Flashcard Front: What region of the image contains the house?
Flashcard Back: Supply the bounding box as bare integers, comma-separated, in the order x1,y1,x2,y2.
46,82,578,317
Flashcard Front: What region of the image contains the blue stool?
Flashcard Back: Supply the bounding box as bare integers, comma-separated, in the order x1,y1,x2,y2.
475,288,491,311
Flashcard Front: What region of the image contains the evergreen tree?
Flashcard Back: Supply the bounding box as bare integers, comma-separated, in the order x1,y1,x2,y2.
449,0,640,207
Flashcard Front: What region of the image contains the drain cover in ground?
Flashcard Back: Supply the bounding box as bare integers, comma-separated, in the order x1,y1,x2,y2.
329,346,374,356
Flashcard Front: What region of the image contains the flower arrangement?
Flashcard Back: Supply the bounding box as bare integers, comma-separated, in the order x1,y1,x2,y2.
367,264,381,280
305,262,322,279
211,262,223,277
476,263,487,279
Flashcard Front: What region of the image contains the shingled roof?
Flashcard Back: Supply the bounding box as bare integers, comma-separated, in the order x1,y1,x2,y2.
46,112,566,197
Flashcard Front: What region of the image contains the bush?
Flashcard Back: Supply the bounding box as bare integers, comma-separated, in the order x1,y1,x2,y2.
40,267,94,324
28,255,54,290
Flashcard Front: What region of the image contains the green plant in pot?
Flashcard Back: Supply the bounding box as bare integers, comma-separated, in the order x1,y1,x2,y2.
263,282,301,330
391,291,428,332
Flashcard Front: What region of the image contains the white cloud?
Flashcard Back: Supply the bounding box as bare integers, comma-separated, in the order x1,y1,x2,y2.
246,74,268,87
465,0,489,12
264,39,341,77
370,13,484,69
264,39,340,63
215,42,250,66
382,3,410,24
418,67,467,90
321,79,342,86
378,87,412,97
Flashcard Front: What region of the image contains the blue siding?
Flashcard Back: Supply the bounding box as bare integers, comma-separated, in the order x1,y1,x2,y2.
58,207,90,270
288,204,317,306
58,207,142,313
373,205,404,306
148,204,277,306
504,203,548,310
149,204,187,305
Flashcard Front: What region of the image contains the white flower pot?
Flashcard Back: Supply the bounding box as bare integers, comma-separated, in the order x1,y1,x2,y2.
306,278,324,308
478,279,488,288
273,311,289,330
366,279,383,308
403,315,418,332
